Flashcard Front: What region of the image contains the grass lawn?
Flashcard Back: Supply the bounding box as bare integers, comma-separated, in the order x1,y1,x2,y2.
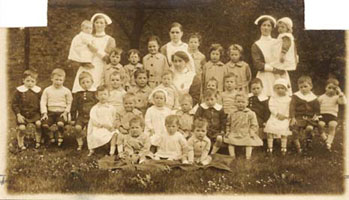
5,113,345,194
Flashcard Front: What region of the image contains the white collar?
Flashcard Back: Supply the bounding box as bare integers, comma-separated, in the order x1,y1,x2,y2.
248,93,268,101
94,31,106,37
200,102,223,111
294,91,317,102
17,85,41,93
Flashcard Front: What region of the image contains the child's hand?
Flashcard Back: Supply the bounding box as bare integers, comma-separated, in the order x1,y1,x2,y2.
290,117,297,126
276,113,287,120
60,111,69,122
17,113,25,124
87,44,98,53
336,87,343,95
41,113,48,121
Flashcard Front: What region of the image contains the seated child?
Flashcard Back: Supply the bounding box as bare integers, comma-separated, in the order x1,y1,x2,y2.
12,69,42,149
101,47,126,89
203,77,222,104
176,94,195,139
71,72,98,151
195,88,226,155
124,49,143,89
188,117,212,165
224,93,263,159
68,20,94,69
87,85,118,156
155,70,180,110
221,73,238,114
41,68,73,147
153,115,189,163
290,76,320,153
108,72,127,113
117,116,152,164
115,93,143,135
318,78,347,150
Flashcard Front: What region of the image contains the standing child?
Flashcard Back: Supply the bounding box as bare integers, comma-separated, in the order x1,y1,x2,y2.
117,116,152,164
221,73,238,114
108,72,127,113
224,94,263,159
101,47,126,89
71,72,98,150
195,88,226,154
144,89,172,143
318,78,347,150
128,69,153,115
155,70,180,110
188,33,206,74
87,85,118,156
224,44,251,94
248,78,270,140
12,69,42,149
41,68,73,147
176,94,195,139
124,49,143,89
202,44,225,92
290,76,320,153
143,36,169,87
188,117,212,165
153,115,189,163
264,79,292,155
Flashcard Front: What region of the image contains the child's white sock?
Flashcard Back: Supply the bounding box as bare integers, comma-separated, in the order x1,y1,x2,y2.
281,137,287,149
109,146,116,155
267,138,273,149
228,145,235,157
246,146,252,159
326,135,334,145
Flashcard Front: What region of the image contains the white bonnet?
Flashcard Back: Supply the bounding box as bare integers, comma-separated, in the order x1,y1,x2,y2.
277,17,293,31
274,78,289,89
149,88,168,104
91,13,112,25
254,15,276,28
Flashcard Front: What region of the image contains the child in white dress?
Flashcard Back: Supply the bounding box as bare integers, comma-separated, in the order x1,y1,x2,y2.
87,85,118,156
176,94,195,139
108,72,126,113
155,70,180,110
264,79,292,155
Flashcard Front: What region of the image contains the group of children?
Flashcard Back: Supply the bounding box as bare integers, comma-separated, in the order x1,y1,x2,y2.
11,17,346,165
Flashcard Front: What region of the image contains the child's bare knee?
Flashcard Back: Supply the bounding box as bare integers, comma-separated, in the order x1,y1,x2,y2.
328,121,338,130
305,126,313,132
318,121,326,128
57,122,64,127
18,125,26,131
75,125,82,132
35,120,41,127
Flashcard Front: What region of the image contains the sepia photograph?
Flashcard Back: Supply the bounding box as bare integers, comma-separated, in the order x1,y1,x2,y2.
1,0,347,197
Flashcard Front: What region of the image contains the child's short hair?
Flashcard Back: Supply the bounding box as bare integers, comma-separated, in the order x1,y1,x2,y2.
162,70,174,78
127,49,141,59
51,68,66,78
326,78,339,87
123,92,136,103
209,43,224,57
79,71,93,83
192,117,208,130
206,77,219,89
109,47,123,56
165,115,180,126
129,116,145,129
188,32,202,43
171,51,190,63
134,68,149,79
250,78,263,88
228,44,244,59
170,22,183,32
96,85,109,93
297,75,313,87
179,93,193,105
110,71,122,80
235,93,248,101
22,69,38,80
203,88,218,99
224,73,237,81
147,35,161,46
81,20,92,29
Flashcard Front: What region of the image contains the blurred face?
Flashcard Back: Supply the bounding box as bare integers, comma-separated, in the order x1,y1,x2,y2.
325,83,337,96
51,74,64,88
135,73,148,88
110,53,121,65
235,96,247,111
80,77,93,90
207,81,217,90
180,100,192,113
210,50,221,63
298,82,312,95
169,27,183,43
153,91,166,107
129,53,140,65
162,74,172,87
166,122,179,135
277,22,288,34
97,90,109,103
173,55,186,72
148,40,159,55
224,77,235,91
129,122,143,137
274,84,287,96
188,37,200,50
229,49,241,63
82,23,93,34
260,20,273,36
204,95,217,108
110,74,122,89
23,76,36,89
193,126,207,141
94,17,106,33
251,83,263,96
123,98,135,112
